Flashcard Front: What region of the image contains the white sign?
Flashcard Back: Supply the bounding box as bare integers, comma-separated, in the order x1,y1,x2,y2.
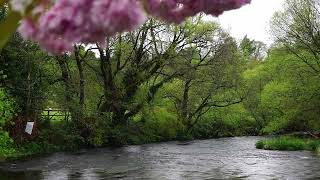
25,122,34,135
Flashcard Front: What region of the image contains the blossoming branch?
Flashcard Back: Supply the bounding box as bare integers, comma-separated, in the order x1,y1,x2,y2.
4,0,251,54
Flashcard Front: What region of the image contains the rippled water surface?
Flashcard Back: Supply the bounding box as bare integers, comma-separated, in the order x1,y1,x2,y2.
0,137,320,179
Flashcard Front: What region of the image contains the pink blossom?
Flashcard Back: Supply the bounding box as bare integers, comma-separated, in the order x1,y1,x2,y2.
91,0,146,36
145,0,251,23
18,0,147,54
16,0,251,54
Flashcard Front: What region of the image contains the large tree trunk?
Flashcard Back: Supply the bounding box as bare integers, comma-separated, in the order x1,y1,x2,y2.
57,56,72,103
181,79,191,128
74,46,85,118
56,55,76,121
98,46,127,125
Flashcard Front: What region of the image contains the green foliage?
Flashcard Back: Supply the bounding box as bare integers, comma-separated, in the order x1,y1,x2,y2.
37,123,84,151
192,104,258,138
1,34,47,113
0,129,62,161
0,10,21,50
256,137,320,151
104,105,181,145
316,146,320,156
0,1,7,8
79,115,109,147
243,45,320,134
0,88,14,126
141,106,179,140
240,35,267,61
0,119,87,161
0,88,16,161
0,132,16,161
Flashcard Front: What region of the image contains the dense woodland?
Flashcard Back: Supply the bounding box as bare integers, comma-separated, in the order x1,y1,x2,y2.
0,0,319,157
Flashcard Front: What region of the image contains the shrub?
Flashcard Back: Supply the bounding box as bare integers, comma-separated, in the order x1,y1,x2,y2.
0,88,14,128
77,116,108,147
0,88,16,161
0,132,16,161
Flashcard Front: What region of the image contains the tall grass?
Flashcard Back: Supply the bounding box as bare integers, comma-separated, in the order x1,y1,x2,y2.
316,146,320,156
256,136,320,151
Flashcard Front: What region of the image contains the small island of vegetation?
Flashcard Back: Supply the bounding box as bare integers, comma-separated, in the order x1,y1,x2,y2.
256,136,320,155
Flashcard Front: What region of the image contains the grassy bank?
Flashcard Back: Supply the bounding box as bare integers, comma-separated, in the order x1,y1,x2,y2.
0,135,64,162
256,136,320,152
0,144,57,162
0,123,82,162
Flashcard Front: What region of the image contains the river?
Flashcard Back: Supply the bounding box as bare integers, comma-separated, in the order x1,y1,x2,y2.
0,137,319,179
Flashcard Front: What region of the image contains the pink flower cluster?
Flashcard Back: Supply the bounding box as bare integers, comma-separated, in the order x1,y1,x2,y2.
146,0,251,23
16,0,251,54
19,0,146,54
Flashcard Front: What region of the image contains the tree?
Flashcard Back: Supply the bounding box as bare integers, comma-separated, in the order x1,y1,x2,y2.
161,21,244,132
271,0,320,74
243,46,320,134
240,35,267,62
92,20,198,125
0,34,47,114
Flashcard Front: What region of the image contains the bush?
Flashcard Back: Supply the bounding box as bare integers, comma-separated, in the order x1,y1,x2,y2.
192,104,258,138
77,116,108,147
0,132,16,161
0,88,16,161
37,121,85,151
124,106,180,144
0,88,14,127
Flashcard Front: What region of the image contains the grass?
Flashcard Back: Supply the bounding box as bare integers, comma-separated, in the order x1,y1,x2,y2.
0,122,80,162
256,136,320,152
316,146,320,156
0,142,64,162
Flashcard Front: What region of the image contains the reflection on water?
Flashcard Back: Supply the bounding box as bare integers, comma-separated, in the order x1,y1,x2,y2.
0,137,320,180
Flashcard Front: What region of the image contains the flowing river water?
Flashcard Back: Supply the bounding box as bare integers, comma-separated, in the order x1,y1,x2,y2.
0,137,319,179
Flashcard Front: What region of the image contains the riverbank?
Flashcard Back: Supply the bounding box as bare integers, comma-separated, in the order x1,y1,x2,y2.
0,142,64,162
256,136,320,154
0,130,72,162
0,120,244,162
0,133,242,162
3,135,320,162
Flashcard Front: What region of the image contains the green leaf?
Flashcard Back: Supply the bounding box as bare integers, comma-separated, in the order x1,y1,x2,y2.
0,11,21,50
0,0,8,7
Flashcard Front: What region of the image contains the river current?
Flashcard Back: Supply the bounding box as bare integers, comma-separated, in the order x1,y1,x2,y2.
0,137,319,179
